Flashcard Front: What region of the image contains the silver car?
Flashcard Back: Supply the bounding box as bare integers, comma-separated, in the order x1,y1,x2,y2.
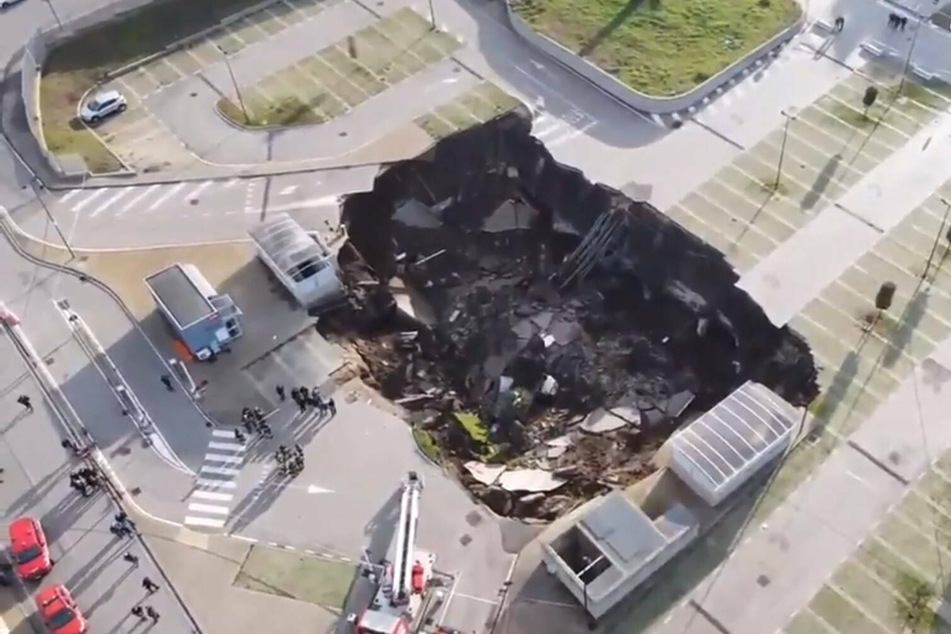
80,90,127,124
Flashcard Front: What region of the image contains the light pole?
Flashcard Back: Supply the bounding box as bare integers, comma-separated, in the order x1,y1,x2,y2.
899,11,924,95
31,178,74,260
43,0,63,29
428,0,436,30
774,107,798,191
922,196,951,281
215,44,249,124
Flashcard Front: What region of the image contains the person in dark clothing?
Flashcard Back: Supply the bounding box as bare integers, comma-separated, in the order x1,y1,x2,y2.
123,552,139,566
160,375,173,391
16,395,32,412
327,398,336,416
276,385,286,401
131,605,145,619
146,606,159,623
142,577,159,593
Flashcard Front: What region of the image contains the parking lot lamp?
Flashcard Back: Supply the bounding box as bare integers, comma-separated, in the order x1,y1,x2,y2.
44,0,63,30
428,0,436,30
215,44,249,125
774,108,798,191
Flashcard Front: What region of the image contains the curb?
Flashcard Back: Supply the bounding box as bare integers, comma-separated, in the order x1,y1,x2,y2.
228,534,358,564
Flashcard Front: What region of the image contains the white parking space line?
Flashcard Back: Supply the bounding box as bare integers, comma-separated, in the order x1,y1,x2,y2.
184,516,226,527
118,184,161,214
187,502,230,515
279,185,298,196
196,478,237,489
71,189,107,212
223,178,241,189
191,490,234,502
200,465,241,477
204,453,244,464
208,441,244,451
147,183,187,211
89,187,133,218
184,180,214,202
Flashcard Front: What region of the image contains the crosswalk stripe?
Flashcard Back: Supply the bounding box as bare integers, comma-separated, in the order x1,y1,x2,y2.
147,182,186,211
204,453,243,464
200,465,240,476
119,184,161,214
208,441,244,451
187,502,230,515
223,178,240,189
191,490,233,502
184,180,214,201
59,189,82,203
279,185,298,196
212,429,237,438
184,516,226,527
89,187,132,218
72,189,106,212
196,478,237,489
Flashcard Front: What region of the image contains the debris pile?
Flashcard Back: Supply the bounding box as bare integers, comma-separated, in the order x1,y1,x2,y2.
324,110,818,520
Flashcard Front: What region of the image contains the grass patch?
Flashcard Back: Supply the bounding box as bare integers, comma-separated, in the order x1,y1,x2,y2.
40,0,268,171
511,0,800,97
235,545,355,611
413,428,440,461
454,411,489,443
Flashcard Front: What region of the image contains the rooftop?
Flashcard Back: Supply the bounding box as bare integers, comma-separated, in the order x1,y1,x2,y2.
145,263,215,329
671,381,799,491
248,213,332,283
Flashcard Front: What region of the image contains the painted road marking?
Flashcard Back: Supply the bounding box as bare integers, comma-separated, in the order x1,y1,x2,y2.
204,453,243,464
212,429,238,438
196,478,237,489
89,187,132,218
71,189,107,212
208,441,244,451
200,465,241,476
184,180,214,202
119,184,161,214
147,182,186,211
191,490,234,502
183,516,226,528
187,502,230,515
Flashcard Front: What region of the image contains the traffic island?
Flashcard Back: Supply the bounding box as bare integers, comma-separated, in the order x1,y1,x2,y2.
507,0,802,109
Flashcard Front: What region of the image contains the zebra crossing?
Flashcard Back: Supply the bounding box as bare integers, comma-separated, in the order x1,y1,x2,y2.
184,429,246,528
56,178,255,221
531,110,597,148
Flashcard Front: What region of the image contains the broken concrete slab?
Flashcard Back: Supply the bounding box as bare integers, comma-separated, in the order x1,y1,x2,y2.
581,408,629,434
394,199,442,228
665,391,696,418
498,469,566,493
465,461,507,486
609,406,641,426
482,200,537,233
512,319,536,341
547,445,569,459
531,311,553,331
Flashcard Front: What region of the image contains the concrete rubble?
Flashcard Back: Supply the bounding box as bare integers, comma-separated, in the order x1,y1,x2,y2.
321,110,819,520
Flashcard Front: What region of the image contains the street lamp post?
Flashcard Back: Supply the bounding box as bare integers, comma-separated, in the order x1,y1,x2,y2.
215,44,249,124
427,0,436,30
31,178,74,259
922,197,951,281
43,0,63,30
899,12,925,95
774,107,798,191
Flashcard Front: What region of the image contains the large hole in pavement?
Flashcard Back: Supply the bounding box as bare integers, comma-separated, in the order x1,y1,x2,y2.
327,110,819,520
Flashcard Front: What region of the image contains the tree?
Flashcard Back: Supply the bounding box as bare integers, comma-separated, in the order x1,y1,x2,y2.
895,571,935,630
863,86,879,117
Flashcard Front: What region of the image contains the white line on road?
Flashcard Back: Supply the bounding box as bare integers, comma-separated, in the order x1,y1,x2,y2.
200,465,241,476
188,502,230,515
89,187,132,218
208,441,245,451
196,478,237,489
279,185,298,196
223,178,240,188
119,184,161,214
184,180,214,201
58,189,82,203
184,516,226,527
147,182,187,211
212,429,237,438
204,453,244,464
71,188,107,212
191,490,234,502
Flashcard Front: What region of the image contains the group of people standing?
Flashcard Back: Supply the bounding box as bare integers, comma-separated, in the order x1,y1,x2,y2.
274,444,305,476
278,384,336,417
69,467,101,497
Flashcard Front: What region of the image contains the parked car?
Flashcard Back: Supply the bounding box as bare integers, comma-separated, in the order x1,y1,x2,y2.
80,89,127,124
36,585,87,634
8,516,52,580
0,0,27,9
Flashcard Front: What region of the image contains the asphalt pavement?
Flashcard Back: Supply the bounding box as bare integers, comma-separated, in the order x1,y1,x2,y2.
0,331,196,634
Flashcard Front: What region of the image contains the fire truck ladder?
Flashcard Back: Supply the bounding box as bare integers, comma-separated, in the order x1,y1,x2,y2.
391,471,423,606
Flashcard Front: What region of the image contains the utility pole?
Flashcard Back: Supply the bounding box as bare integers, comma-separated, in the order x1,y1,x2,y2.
922,197,951,281
427,0,436,30
31,178,74,260
44,0,63,29
774,108,798,191
899,12,924,94
215,44,249,124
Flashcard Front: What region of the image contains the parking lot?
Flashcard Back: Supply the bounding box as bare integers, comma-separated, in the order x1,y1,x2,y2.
216,7,462,127
415,81,523,141
665,63,951,274
784,455,951,634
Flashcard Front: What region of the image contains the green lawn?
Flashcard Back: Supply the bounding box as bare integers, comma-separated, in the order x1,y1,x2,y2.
40,0,265,172
510,0,801,97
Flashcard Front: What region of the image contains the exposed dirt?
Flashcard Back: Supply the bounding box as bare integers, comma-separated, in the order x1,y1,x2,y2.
321,110,819,520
